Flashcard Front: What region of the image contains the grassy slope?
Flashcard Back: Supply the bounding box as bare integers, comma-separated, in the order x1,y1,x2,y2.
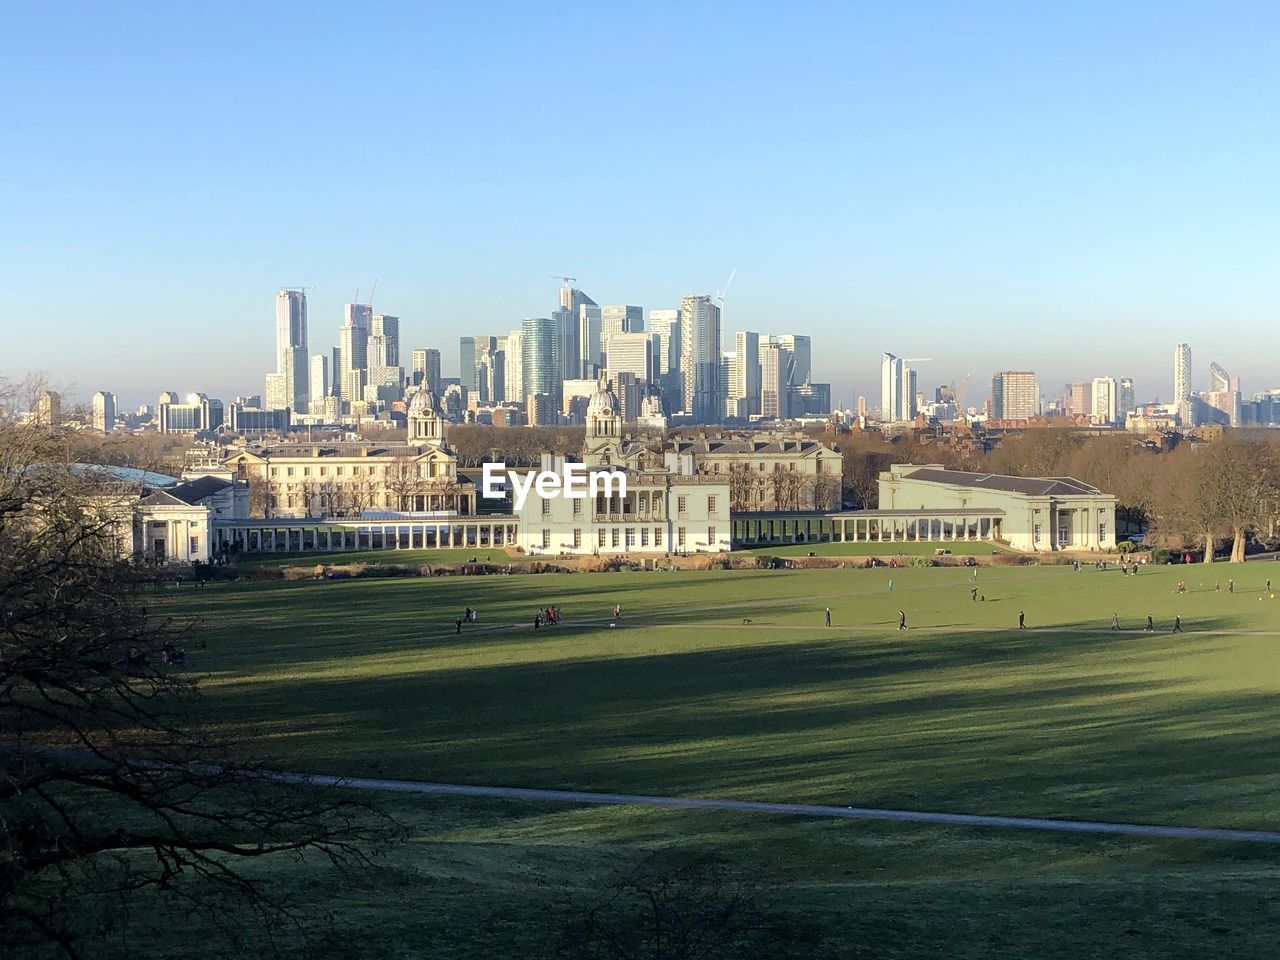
117,563,1280,958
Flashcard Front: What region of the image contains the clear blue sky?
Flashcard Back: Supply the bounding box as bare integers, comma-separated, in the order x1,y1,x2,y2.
3,1,1278,409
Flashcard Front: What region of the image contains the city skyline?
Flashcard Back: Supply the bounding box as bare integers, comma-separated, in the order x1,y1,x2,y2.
5,4,1279,405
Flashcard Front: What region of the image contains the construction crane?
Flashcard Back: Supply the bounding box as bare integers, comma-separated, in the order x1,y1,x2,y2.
904,358,933,364
368,278,379,309
549,274,577,286
715,267,737,310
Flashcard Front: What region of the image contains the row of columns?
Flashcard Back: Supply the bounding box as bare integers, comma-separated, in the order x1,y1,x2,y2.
734,514,1002,545
215,521,520,554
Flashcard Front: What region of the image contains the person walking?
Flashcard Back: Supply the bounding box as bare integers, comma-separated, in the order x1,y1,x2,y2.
888,578,894,592
898,610,907,631
971,586,978,602
825,607,832,627
464,606,472,623
1173,615,1183,633
612,603,621,619
1018,611,1026,629
1267,578,1272,593
1215,580,1220,592
534,613,542,630
1229,579,1235,594
1145,615,1154,632
1111,612,1120,630
455,617,463,635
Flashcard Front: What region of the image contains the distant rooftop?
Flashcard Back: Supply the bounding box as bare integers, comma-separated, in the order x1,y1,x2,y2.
902,467,1100,497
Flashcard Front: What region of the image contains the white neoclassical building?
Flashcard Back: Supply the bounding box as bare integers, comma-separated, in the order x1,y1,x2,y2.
877,464,1117,552
512,382,732,555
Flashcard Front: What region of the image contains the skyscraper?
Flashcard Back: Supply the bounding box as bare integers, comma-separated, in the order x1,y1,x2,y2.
274,289,309,412
601,305,644,367
503,331,523,402
338,305,371,404
309,354,329,411
91,391,116,432
459,337,478,394
767,334,811,387
729,331,761,419
1119,377,1136,417
557,284,596,381
370,315,400,367
881,353,918,422
679,295,722,423
1174,342,1192,421
648,310,681,375
991,371,1039,420
411,349,428,386
605,332,654,384
1091,377,1117,424
760,340,788,419
578,304,602,379
522,316,560,403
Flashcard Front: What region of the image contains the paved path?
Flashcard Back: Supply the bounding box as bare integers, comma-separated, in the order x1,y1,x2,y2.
262,769,1280,844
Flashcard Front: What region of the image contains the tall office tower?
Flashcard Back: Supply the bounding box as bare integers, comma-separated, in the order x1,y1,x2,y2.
578,304,602,378
601,305,644,364
885,353,906,419
605,332,654,385
337,304,371,403
411,349,428,386
557,284,596,380
478,345,506,403
1174,342,1192,408
330,347,341,397
648,310,681,374
503,331,523,401
370,315,400,367
423,348,442,395
1202,361,1241,426
522,316,560,403
1091,377,1118,424
991,371,1039,420
1068,381,1093,417
857,396,868,418
309,354,329,410
1119,377,1136,416
767,334,811,386
264,373,287,410
729,331,761,419
90,390,116,432
459,337,478,394
760,340,788,419
679,295,722,423
274,289,309,411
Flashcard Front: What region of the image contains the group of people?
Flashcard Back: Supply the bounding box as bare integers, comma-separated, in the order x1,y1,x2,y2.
533,605,562,629
455,606,480,633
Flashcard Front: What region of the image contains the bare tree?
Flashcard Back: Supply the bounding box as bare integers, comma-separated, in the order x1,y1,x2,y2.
0,419,392,957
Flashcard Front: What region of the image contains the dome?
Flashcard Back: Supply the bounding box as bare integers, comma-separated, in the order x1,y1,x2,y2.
408,390,437,416
586,384,619,418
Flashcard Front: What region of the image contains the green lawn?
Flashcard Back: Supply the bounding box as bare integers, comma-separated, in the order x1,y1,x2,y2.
107,562,1280,958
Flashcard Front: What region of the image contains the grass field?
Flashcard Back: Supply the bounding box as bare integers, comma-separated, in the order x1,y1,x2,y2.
129,561,1280,958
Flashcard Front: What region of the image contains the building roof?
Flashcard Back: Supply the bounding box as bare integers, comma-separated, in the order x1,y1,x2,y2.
668,438,833,457
233,441,451,460
163,475,233,505
902,467,1100,497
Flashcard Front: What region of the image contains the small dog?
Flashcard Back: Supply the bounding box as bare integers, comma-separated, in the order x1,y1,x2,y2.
741,617,754,624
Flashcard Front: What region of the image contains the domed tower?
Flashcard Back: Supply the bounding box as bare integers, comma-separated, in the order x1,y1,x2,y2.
407,389,444,448
584,377,622,465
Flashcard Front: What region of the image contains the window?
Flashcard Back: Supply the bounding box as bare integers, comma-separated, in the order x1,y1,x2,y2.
189,536,199,554
542,499,552,517
572,529,582,548
320,467,327,476
678,527,686,547
541,529,551,548
1099,523,1108,542
573,498,582,515
641,528,649,547
708,526,716,546
1033,523,1043,544
598,528,607,547
626,528,636,548
637,492,647,512
336,466,345,476
304,467,311,477
270,467,279,477
677,496,688,516
287,467,295,477
707,495,717,515
611,528,620,548
655,528,663,547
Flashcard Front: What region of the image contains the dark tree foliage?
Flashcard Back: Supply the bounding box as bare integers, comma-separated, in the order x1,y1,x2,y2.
0,423,392,958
